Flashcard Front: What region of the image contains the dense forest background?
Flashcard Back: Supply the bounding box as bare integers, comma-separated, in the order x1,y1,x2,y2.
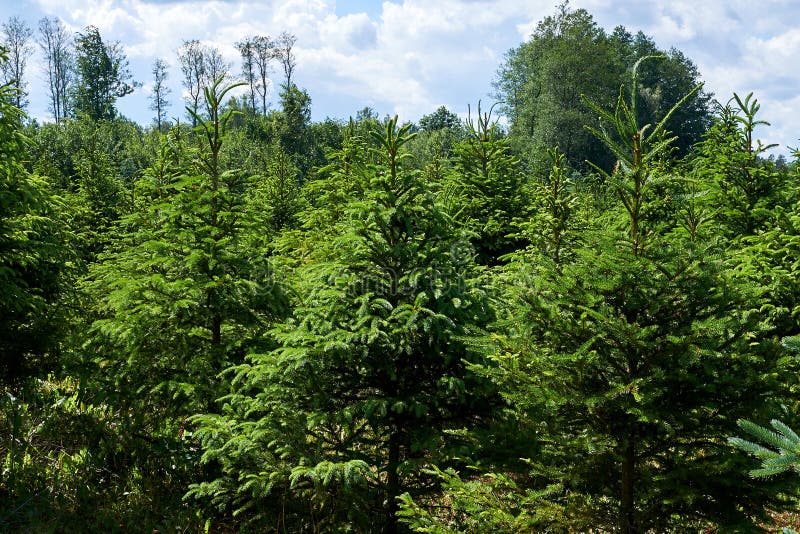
2,3,800,532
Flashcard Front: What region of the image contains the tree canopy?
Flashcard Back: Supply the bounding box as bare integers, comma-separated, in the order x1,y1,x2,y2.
495,3,711,172
73,26,136,120
2,6,799,534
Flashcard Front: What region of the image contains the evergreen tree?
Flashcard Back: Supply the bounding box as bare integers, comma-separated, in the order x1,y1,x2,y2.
691,93,783,238
299,118,372,233
518,147,586,266
690,93,799,343
448,103,527,264
83,79,287,513
489,58,790,531
729,334,800,533
732,417,800,478
0,50,72,386
276,83,312,170
190,117,497,532
69,118,126,261
609,27,712,156
252,142,302,234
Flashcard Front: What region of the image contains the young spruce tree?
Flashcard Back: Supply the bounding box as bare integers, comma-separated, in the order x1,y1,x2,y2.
83,79,287,504
448,103,527,265
190,117,496,532
493,58,792,531
0,49,72,386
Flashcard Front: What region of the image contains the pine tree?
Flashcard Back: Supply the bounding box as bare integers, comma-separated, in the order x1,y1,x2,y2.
689,94,799,341
301,118,372,228
731,418,800,478
517,147,587,266
190,117,497,532
68,118,127,262
729,333,800,533
251,142,302,234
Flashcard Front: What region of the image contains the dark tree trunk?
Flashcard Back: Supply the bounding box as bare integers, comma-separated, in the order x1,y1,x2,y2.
386,429,401,534
620,437,637,534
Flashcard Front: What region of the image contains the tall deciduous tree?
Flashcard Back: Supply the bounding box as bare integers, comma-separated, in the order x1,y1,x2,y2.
37,16,72,122
178,40,231,122
235,38,257,112
418,105,461,133
149,58,171,130
252,35,274,115
495,3,622,172
274,31,296,88
73,26,136,120
200,45,230,94
236,35,274,116
495,3,710,172
1,17,34,110
178,39,205,126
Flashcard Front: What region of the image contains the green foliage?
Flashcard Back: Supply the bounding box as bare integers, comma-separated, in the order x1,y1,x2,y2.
691,92,784,238
405,109,464,183
731,335,800,478
448,102,527,264
514,147,586,265
190,116,497,532
0,52,73,386
250,141,303,235
3,13,800,533
87,77,286,417
581,54,702,252
73,26,136,121
484,57,792,532
0,379,212,532
276,83,316,173
496,2,710,173
398,466,566,533
73,79,289,531
731,419,800,478
300,118,372,231
418,106,463,134
609,26,712,155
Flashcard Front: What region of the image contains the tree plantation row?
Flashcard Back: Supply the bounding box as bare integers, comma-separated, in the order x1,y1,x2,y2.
2,4,799,533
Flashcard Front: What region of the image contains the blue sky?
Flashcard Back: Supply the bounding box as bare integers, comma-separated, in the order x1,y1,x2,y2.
1,0,798,154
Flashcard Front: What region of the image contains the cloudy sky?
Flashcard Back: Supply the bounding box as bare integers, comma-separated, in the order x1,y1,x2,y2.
1,0,798,154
